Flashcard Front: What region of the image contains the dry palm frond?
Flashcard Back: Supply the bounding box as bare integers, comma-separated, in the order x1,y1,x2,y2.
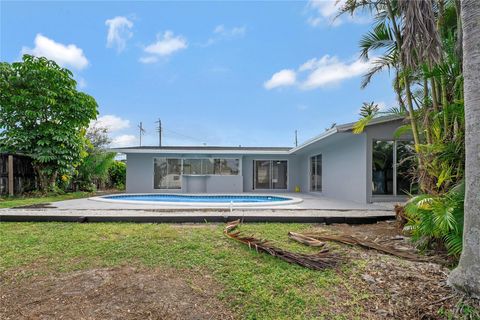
224,220,341,271
301,232,431,262
399,0,442,68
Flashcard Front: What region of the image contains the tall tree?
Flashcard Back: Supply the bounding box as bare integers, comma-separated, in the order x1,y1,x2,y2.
448,0,480,298
0,55,98,191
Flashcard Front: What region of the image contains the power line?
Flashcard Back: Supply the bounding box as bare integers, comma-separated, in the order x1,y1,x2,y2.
162,127,207,145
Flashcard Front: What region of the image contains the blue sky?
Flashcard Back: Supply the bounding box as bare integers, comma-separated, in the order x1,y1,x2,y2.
1,1,395,147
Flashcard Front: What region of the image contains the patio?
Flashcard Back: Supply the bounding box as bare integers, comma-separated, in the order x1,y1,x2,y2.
0,193,399,223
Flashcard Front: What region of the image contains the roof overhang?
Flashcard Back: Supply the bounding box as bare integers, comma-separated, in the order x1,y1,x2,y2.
110,148,291,155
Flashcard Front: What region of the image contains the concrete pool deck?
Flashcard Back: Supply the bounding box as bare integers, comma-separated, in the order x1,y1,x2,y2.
0,193,401,223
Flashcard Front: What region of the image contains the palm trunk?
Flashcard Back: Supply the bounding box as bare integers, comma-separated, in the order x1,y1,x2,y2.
441,76,450,138
430,75,440,112
394,69,406,111
385,0,421,151
448,0,480,298
423,77,433,144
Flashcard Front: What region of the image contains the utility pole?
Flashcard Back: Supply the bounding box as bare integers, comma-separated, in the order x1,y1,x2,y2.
155,119,162,147
138,122,145,146
295,130,298,147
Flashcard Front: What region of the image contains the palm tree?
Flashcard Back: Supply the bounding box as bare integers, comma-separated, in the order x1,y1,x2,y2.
448,0,480,298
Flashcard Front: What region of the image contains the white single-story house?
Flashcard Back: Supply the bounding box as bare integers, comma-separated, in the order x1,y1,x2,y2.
113,115,416,204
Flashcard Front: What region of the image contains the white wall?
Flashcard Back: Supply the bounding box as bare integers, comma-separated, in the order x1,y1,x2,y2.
294,133,368,203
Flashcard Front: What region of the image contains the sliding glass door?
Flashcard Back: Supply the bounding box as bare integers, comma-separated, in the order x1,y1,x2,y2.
254,160,287,189
372,140,417,196
310,154,322,192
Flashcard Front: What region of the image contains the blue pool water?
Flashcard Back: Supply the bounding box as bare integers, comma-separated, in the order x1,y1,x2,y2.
103,194,291,203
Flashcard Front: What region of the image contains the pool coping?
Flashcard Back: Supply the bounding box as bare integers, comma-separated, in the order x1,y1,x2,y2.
89,193,304,208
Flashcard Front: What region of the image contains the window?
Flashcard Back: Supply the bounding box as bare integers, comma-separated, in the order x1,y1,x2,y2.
310,154,322,192
372,141,394,195
183,159,202,175
396,141,418,195
154,158,181,189
154,157,239,189
214,159,240,175
254,160,288,189
372,140,417,196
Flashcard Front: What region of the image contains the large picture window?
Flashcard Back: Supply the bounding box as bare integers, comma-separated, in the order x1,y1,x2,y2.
310,154,322,192
253,160,287,189
154,157,240,189
154,158,182,189
372,140,417,196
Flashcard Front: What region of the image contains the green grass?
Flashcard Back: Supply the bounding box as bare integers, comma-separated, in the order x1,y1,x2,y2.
0,222,369,319
0,191,92,208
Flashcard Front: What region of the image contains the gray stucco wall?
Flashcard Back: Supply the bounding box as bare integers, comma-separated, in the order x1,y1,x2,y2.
126,153,245,193
123,118,411,203
294,133,367,203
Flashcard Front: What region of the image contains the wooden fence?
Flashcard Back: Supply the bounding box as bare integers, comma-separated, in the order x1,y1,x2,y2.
0,154,36,196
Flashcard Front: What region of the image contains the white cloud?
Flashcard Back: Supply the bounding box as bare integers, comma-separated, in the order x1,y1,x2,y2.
138,56,159,64
21,34,88,70
202,25,246,47
264,55,373,91
140,31,187,63
264,69,297,90
297,105,309,111
300,55,371,90
214,24,246,37
94,115,130,132
77,77,87,89
105,16,133,52
112,134,136,147
305,0,370,27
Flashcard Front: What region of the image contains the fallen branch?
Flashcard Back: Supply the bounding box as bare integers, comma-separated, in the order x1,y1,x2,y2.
224,220,342,271
299,232,431,262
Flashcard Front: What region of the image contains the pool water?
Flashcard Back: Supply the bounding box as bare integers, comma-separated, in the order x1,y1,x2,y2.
102,194,291,203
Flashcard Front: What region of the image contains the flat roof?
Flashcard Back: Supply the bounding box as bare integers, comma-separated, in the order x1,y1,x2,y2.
111,115,404,155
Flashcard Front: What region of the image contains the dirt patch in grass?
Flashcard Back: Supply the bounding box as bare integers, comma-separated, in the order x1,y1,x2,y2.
0,266,235,320
304,221,479,319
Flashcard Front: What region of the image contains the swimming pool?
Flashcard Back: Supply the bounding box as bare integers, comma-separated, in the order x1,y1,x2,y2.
91,194,303,207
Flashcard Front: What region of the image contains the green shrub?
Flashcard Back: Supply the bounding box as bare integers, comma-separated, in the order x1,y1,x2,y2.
404,182,464,257
108,161,126,190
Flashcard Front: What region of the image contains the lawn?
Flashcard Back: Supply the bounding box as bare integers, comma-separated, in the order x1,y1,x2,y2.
0,192,93,209
0,222,477,319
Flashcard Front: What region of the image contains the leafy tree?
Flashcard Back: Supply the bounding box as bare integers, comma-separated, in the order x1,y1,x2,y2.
0,55,98,192
73,124,114,191
108,161,126,190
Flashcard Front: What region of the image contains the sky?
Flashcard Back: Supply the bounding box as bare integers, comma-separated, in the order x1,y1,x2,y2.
1,0,396,148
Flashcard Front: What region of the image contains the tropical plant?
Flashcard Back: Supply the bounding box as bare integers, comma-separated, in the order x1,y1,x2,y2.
338,0,468,262
405,182,464,256
73,124,115,191
0,55,98,192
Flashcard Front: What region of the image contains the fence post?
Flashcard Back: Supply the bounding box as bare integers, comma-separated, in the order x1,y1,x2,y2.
8,155,14,196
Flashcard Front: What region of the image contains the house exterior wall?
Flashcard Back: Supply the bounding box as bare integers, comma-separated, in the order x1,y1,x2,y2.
123,118,411,203
126,152,246,193
294,133,367,203
364,119,412,202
